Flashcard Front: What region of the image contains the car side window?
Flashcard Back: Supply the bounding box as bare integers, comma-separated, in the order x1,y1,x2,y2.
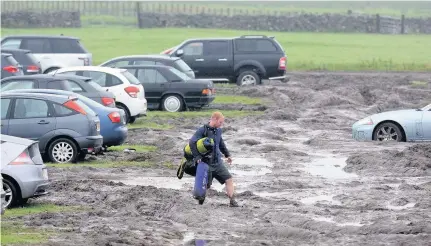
1,99,11,120
67,80,85,92
182,42,204,56
1,39,22,49
50,39,85,53
207,41,229,55
13,98,50,119
110,75,123,86
235,39,277,52
21,38,52,53
137,69,167,84
52,103,75,116
82,71,107,86
47,81,63,90
0,80,35,92
134,60,155,65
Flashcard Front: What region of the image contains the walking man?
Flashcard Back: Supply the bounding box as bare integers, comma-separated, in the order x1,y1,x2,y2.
189,111,239,207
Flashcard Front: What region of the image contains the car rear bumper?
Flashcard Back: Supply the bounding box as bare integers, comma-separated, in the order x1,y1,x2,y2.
128,98,148,117
103,125,128,147
269,72,290,82
75,135,103,153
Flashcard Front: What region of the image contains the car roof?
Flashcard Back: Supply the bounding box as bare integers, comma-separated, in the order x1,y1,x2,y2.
1,74,89,81
0,91,72,103
57,66,127,74
0,48,31,53
9,88,77,96
1,134,36,146
120,65,171,69
1,35,80,40
106,54,179,61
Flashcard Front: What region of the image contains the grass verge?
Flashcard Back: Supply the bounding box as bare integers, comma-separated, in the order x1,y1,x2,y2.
107,145,157,152
46,161,154,168
2,27,430,71
2,203,81,218
213,95,263,105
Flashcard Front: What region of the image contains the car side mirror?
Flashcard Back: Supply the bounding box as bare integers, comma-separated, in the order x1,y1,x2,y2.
176,49,184,57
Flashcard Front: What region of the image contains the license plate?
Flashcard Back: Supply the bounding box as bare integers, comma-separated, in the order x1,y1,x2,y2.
96,122,100,131
42,168,49,180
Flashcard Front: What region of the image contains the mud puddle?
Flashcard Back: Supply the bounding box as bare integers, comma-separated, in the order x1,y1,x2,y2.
302,156,359,181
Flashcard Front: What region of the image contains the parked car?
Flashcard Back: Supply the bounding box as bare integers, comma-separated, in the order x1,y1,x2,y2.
1,74,116,108
1,48,42,75
1,134,50,208
160,35,288,85
1,35,92,74
99,54,195,79
352,103,431,142
1,176,6,214
120,65,215,112
1,92,103,163
1,53,24,79
13,89,128,148
49,66,147,123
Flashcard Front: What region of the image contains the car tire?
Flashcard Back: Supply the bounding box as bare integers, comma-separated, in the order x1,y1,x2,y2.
162,95,184,112
128,116,136,124
116,104,131,124
373,122,404,142
3,178,20,208
48,138,78,163
236,70,261,86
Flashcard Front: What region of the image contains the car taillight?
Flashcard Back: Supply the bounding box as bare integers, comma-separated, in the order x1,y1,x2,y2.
101,97,115,107
279,57,287,70
27,65,40,73
3,65,18,73
63,100,87,115
202,89,212,95
9,150,33,165
124,86,139,98
108,112,121,123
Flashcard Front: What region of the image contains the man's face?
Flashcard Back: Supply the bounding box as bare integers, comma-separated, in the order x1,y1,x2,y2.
212,117,224,128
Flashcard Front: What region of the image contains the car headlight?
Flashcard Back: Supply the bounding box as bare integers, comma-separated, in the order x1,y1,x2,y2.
356,117,374,125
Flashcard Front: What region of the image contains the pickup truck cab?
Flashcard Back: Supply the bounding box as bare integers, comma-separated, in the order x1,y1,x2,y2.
161,35,288,86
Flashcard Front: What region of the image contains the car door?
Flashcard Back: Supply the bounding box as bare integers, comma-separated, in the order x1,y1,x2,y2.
7,97,56,144
203,40,233,78
135,68,169,107
175,41,211,78
1,98,12,134
421,109,431,140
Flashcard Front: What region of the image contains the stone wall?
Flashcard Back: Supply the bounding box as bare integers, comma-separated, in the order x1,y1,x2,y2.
138,12,431,34
1,11,81,28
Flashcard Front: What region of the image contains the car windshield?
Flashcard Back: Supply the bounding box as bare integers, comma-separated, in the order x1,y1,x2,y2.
169,67,190,81
422,103,431,111
121,71,141,85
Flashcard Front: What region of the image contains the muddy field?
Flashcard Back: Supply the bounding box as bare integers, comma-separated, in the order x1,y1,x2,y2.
10,72,431,245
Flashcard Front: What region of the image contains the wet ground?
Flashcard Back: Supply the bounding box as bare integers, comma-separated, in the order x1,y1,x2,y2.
9,72,431,245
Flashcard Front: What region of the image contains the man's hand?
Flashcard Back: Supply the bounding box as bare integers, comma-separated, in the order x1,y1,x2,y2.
226,157,233,165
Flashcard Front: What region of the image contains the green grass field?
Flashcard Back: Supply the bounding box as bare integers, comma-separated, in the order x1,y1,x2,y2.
2,27,430,71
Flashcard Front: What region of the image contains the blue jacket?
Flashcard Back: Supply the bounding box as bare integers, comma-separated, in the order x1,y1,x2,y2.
189,124,230,166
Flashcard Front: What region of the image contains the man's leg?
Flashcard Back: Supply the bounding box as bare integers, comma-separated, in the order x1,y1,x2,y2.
213,163,239,207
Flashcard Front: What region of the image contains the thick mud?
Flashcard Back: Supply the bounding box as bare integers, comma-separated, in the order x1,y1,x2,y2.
11,72,431,245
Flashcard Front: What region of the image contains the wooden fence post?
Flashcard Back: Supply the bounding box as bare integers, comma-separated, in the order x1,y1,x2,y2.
136,1,143,28
376,14,380,33
401,14,405,34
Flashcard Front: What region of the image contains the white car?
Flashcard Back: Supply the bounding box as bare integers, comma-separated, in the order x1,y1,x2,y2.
49,66,147,123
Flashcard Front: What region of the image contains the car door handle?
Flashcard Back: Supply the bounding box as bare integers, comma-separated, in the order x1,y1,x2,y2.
38,120,49,125
195,58,204,62
218,58,227,61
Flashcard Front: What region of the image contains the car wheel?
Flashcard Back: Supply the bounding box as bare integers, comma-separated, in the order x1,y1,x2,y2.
3,179,19,208
128,116,136,124
48,138,78,163
373,122,403,142
116,104,131,124
162,95,183,112
236,70,261,86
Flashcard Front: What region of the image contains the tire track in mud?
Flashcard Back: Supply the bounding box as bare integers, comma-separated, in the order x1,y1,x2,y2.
23,71,431,245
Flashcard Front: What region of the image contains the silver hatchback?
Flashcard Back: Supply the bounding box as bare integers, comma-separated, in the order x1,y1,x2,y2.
1,134,49,208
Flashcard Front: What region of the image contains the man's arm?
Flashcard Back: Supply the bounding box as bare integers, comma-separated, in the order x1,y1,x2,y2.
189,127,205,162
219,136,230,158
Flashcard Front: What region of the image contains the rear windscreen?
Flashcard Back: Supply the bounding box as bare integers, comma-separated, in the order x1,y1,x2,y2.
121,71,141,85
4,55,19,66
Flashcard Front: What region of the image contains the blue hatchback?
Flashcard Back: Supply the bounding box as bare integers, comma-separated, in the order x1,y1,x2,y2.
8,89,128,147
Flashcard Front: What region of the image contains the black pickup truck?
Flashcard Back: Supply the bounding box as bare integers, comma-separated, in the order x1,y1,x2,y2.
161,35,288,86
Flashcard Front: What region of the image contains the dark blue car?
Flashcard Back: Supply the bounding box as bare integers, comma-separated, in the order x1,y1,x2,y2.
9,89,128,147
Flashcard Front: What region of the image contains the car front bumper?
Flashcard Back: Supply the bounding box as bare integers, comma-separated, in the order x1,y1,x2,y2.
352,125,374,141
